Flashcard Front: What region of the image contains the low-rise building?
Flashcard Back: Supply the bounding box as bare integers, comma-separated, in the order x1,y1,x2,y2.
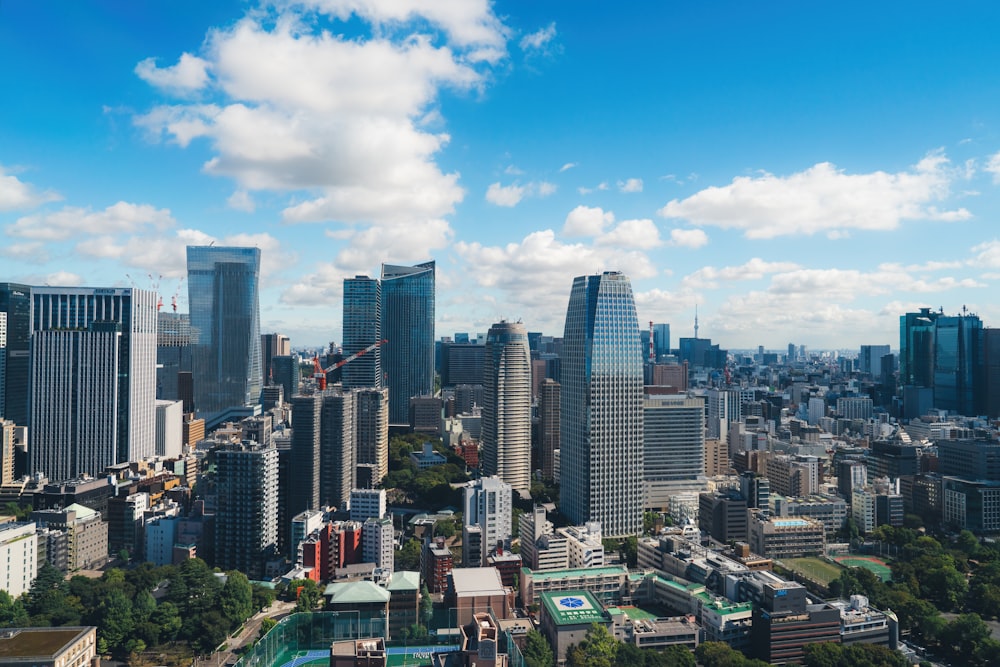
385,571,420,640
0,626,96,667
0,521,36,598
538,590,612,667
519,566,629,608
748,514,825,559
449,568,512,626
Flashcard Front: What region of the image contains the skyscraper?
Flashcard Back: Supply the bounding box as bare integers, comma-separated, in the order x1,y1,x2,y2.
321,389,356,509
560,272,644,538
342,276,381,389
481,321,531,496
186,246,262,425
900,307,940,388
214,440,278,580
381,261,434,424
643,396,705,511
933,313,983,415
260,333,290,386
29,287,158,480
0,284,31,426
290,393,323,519
539,378,560,481
355,387,389,485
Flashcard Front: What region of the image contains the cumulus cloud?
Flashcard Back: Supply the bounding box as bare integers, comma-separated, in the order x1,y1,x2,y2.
7,202,174,241
971,239,1000,267
562,205,614,237
519,22,556,52
0,167,61,211
668,228,708,249
618,177,643,193
227,189,256,212
0,242,48,262
658,152,971,238
682,258,801,290
985,152,1000,183
135,53,210,93
597,218,661,249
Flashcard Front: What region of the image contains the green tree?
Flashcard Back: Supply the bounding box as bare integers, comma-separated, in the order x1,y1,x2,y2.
150,601,182,643
522,629,554,667
659,645,696,667
193,610,230,654
420,583,433,627
290,579,321,612
259,617,277,639
395,538,422,571
96,588,134,656
219,571,254,630
0,590,28,628
565,623,618,667
252,584,276,612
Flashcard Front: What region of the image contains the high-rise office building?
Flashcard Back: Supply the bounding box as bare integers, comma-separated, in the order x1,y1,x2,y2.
186,246,262,426
29,287,158,480
381,262,434,424
643,396,705,510
933,313,982,416
539,379,560,481
342,276,381,389
156,312,193,405
271,355,300,402
260,333,290,386
0,312,5,420
0,284,30,426
356,388,389,485
214,440,278,580
900,307,940,388
858,344,891,377
560,272,644,537
481,321,531,495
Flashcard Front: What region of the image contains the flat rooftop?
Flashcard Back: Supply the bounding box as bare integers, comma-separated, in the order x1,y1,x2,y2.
0,628,91,658
540,590,609,627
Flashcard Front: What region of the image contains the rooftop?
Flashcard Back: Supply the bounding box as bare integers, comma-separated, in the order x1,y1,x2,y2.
324,580,390,604
386,570,420,592
451,567,505,595
0,628,93,659
522,565,627,581
540,590,609,627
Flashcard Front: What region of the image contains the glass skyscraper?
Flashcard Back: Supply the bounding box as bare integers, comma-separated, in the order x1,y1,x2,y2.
186,246,262,425
560,272,644,537
899,307,940,388
0,283,31,426
380,261,434,424
482,320,532,496
933,313,982,415
342,275,381,389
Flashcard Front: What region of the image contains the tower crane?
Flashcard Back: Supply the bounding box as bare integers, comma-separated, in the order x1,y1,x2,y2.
312,339,387,390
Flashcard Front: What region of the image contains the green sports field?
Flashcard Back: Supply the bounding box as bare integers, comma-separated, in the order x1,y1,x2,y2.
783,557,845,585
834,554,893,581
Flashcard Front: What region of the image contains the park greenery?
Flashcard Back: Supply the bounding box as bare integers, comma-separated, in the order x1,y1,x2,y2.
383,434,470,507
0,559,274,662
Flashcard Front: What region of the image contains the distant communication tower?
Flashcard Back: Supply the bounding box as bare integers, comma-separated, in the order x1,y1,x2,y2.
694,305,699,340
648,320,655,363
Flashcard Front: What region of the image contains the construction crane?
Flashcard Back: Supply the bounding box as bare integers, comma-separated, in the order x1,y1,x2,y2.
170,278,185,313
312,339,388,390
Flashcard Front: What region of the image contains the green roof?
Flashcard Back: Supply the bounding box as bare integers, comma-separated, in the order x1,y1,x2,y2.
693,590,753,615
64,503,97,520
0,628,93,658
387,571,420,592
540,590,610,627
524,566,627,581
324,580,391,604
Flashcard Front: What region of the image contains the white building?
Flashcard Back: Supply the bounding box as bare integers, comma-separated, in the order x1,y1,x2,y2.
350,488,386,523
362,516,394,571
145,515,178,566
155,400,183,458
0,522,36,597
481,321,532,496
643,396,706,510
558,522,605,569
462,476,513,567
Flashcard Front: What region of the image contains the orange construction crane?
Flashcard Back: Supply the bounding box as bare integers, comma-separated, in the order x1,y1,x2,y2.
312,339,387,390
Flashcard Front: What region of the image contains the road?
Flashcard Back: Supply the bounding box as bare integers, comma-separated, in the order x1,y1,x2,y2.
195,600,297,667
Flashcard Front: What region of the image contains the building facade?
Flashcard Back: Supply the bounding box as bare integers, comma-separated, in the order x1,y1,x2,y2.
463,476,513,567
342,276,382,390
214,441,278,580
560,272,644,537
381,262,434,424
481,321,532,495
0,283,30,425
186,246,262,425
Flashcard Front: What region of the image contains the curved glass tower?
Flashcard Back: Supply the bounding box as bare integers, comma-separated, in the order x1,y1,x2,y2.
560,272,644,537
482,320,532,496
186,246,262,425
380,261,434,424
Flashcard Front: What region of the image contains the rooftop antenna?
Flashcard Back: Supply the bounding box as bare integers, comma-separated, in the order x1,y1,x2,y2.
694,305,699,340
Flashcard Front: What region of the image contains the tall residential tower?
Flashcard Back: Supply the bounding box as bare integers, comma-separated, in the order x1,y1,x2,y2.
481,321,532,496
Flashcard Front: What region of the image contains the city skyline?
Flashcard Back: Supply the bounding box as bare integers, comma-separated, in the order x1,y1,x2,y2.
4,3,1000,348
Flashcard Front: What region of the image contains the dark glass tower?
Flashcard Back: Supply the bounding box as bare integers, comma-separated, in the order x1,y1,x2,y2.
900,307,940,388
933,313,983,415
560,272,644,537
381,261,434,424
186,246,262,426
342,276,381,389
0,283,31,425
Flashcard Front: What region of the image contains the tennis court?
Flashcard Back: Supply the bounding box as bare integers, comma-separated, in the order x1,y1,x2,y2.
834,555,893,581
783,557,844,585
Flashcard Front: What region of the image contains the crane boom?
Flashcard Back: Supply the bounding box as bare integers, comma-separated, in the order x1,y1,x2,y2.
312,339,388,390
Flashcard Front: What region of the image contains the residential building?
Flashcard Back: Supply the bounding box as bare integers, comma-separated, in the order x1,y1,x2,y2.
155,400,183,458
560,272,644,537
481,321,532,495
538,379,560,480
32,504,108,572
214,440,278,580
362,516,393,571
186,246,262,426
422,536,454,594
356,388,389,484
260,333,290,388
463,476,513,567
0,522,37,597
350,488,386,522
321,389,356,509
381,261,434,424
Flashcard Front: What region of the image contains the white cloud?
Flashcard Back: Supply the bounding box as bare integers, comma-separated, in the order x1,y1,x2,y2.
519,22,556,52
597,218,661,249
504,165,524,176
485,182,526,207
971,239,1000,267
0,167,61,211
682,258,801,290
559,162,577,172
658,152,971,238
577,181,608,195
484,181,556,207
986,151,1000,183
0,242,48,262
562,205,614,237
7,202,174,241
227,189,256,213
668,228,708,248
45,271,82,286
135,53,210,93
618,177,643,193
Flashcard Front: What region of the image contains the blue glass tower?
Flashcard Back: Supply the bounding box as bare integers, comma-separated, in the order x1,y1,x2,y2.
560,272,644,537
381,261,434,424
186,246,262,425
0,283,31,425
342,275,381,389
933,313,983,415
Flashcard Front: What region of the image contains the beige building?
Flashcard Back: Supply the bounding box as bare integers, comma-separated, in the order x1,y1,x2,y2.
32,504,108,572
0,626,97,667
448,567,512,626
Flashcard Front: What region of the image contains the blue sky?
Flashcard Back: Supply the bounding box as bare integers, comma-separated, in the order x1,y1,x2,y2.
3,1,1000,350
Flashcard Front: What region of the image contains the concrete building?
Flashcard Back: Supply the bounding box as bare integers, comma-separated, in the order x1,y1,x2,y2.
0,521,37,597
385,570,420,640
462,476,512,567
749,514,825,559
518,505,567,571
356,388,389,484
322,389,357,509
422,536,454,594
643,396,705,511
519,566,629,608
538,379,560,480
538,590,612,666
324,580,391,639
155,400,183,458
0,627,97,667
362,516,394,571
699,490,748,543
481,321,531,496
32,504,108,572
449,567,512,626
350,488,386,522
214,440,278,580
